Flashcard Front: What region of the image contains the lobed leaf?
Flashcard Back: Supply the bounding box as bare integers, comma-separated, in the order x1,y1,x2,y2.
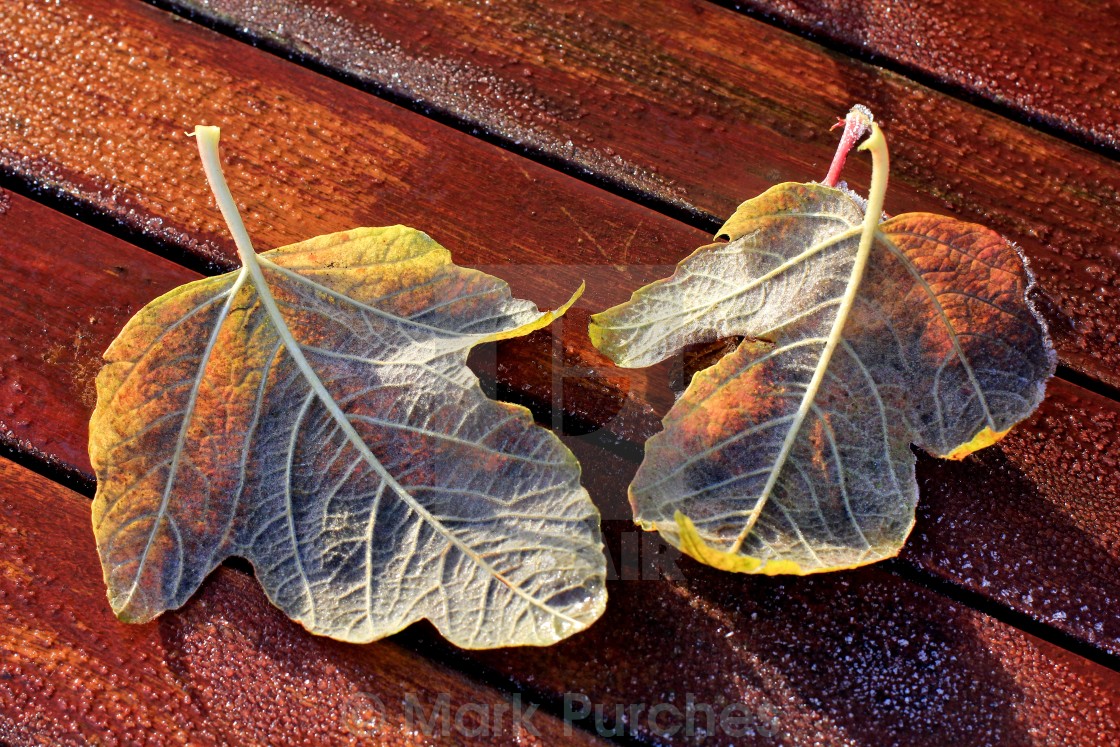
590,181,1054,574
91,225,606,648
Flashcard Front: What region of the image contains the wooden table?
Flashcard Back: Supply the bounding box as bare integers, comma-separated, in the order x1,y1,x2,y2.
1,0,1118,744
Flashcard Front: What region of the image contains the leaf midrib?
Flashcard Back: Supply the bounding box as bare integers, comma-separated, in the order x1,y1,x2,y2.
248,253,587,631
725,182,885,556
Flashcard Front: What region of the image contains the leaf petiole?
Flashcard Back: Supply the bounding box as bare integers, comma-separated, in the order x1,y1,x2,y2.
193,126,258,269
192,126,341,423
856,119,890,234
822,104,876,188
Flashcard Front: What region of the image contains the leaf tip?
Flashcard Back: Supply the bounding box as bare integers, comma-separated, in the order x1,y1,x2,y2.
587,317,604,350
478,281,583,343
107,589,159,625
564,280,587,312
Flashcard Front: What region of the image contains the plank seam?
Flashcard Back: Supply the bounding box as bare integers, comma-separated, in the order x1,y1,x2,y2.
1056,364,1120,406
0,172,228,277
886,559,1120,674
140,0,722,234
706,0,1120,160
1,178,1117,668
0,435,95,498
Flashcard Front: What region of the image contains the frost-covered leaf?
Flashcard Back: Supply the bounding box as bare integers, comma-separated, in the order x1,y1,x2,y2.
590,122,1053,575
90,129,605,648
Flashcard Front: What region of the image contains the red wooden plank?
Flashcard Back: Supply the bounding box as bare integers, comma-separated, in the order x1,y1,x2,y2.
905,380,1120,654
728,0,1120,150
2,190,1119,695
463,438,1120,745
0,1,1117,739
0,457,607,746
3,350,1119,745
2,58,1120,650
153,0,1120,387
0,191,196,477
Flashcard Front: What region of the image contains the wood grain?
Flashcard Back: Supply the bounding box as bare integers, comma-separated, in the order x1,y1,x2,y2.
0,457,607,746
729,0,1120,151
3,189,1120,662
1,1,1119,741
0,0,1117,392
153,0,1120,388
2,393,1119,745
475,435,1120,744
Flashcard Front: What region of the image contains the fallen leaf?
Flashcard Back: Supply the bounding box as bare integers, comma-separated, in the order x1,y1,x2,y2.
589,110,1054,574
90,127,606,648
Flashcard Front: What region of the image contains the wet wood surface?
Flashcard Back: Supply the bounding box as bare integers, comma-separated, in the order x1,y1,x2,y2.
5,169,1120,657
1,0,1118,744
0,458,608,746
2,188,1120,745
729,0,1120,151
157,0,1120,388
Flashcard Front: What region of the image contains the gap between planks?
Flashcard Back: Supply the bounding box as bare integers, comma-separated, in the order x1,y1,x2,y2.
131,0,1120,396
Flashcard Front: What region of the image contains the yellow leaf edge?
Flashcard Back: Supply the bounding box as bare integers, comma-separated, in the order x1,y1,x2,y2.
671,511,907,576
941,425,1013,461
261,223,585,349
479,280,585,344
